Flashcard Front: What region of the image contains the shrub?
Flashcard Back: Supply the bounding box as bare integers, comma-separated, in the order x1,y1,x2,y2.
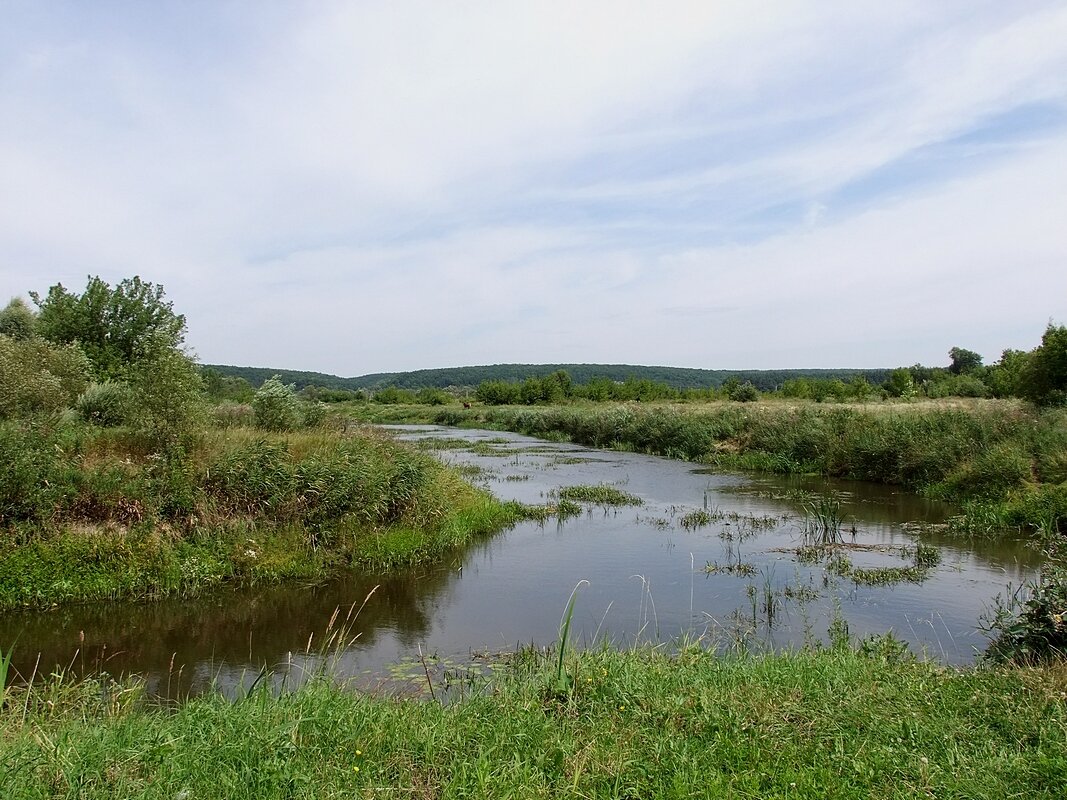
301,401,330,429
986,538,1067,663
76,381,136,427
0,298,36,340
252,376,301,432
728,381,760,402
126,338,205,449
0,420,67,523
0,337,91,419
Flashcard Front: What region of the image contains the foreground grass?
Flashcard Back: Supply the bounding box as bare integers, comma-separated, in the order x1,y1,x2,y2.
1,646,1065,798
0,423,524,609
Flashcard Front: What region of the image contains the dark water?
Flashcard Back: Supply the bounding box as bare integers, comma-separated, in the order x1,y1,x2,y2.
0,426,1041,698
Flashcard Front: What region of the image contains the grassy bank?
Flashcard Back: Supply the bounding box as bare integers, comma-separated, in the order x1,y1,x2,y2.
1,644,1065,798
0,421,522,609
345,399,1067,535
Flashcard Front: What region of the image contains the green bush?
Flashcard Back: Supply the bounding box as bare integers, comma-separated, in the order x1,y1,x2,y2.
986,538,1067,662
76,381,136,427
301,400,330,429
0,298,36,340
728,381,760,402
252,376,300,431
0,337,91,419
0,421,68,523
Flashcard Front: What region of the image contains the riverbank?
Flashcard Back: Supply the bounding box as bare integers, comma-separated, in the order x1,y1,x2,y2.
345,398,1067,535
2,643,1064,798
0,422,523,610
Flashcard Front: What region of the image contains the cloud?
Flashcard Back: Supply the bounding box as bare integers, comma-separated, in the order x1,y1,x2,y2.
1,1,1065,374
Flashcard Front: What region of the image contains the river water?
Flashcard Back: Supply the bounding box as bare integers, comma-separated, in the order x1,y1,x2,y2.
0,426,1040,698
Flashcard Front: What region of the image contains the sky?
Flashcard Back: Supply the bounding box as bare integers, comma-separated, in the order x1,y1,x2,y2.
2,1,1066,376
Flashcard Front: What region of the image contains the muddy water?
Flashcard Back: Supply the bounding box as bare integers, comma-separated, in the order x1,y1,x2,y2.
0,426,1040,698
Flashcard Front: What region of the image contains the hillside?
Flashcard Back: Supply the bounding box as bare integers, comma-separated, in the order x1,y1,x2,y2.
201,363,893,392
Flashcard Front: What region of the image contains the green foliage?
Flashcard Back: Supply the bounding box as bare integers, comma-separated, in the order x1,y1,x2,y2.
201,367,254,402
0,420,68,524
1020,323,1067,407
76,381,136,427
206,361,892,393
126,337,205,449
300,400,330,428
415,387,450,405
985,348,1030,398
985,537,1067,663
0,336,91,418
727,380,760,402
0,297,36,340
883,368,918,399
939,441,1032,500
373,386,417,404
556,484,643,506
925,373,990,399
476,379,522,405
252,376,301,432
948,346,983,375
32,275,187,380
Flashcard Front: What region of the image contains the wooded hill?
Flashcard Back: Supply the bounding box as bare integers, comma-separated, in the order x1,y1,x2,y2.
201,363,894,392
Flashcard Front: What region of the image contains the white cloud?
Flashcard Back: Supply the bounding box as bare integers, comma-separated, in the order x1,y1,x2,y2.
1,1,1065,374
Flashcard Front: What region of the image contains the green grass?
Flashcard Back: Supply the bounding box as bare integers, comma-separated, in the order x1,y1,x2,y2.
1,646,1064,798
556,484,644,506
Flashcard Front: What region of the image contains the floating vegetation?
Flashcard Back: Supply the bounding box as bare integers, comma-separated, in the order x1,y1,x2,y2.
503,474,531,482
454,463,488,478
643,516,672,531
679,509,711,530
825,545,941,586
914,542,942,567
548,456,598,466
514,500,583,523
839,564,931,586
415,437,477,451
555,499,584,519
716,509,784,541
555,484,643,506
782,582,820,602
705,560,758,577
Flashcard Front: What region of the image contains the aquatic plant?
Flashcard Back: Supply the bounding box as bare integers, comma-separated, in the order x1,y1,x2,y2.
801,495,843,545
555,484,643,506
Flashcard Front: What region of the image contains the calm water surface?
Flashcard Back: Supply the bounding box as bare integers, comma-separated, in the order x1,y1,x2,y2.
0,426,1040,697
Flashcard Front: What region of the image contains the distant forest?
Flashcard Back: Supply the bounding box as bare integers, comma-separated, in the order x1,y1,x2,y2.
201,363,894,393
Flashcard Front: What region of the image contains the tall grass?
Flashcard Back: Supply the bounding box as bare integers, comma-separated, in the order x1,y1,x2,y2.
0,423,522,609
437,401,1064,534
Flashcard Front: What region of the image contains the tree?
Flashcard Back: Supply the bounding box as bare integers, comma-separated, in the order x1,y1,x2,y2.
32,276,187,379
1020,323,1067,407
985,349,1030,399
0,298,36,340
949,347,983,375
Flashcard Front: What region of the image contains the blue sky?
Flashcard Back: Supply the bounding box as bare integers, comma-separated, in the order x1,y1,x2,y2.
3,1,1066,375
